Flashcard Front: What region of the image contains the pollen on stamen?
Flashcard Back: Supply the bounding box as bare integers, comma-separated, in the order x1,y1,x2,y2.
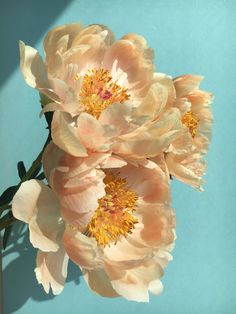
182,111,200,138
84,173,138,247
79,68,130,119
74,74,80,81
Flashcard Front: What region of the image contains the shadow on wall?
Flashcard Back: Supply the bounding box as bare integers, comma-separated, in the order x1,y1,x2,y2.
3,222,82,314
0,0,73,88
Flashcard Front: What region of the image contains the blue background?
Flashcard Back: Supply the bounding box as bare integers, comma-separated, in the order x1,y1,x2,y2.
1,0,236,313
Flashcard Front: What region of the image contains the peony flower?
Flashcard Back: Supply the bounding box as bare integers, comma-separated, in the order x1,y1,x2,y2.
167,75,213,190
149,73,213,190
12,143,175,301
19,23,183,159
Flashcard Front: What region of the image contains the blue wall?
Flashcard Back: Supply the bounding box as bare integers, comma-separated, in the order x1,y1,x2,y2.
1,0,236,313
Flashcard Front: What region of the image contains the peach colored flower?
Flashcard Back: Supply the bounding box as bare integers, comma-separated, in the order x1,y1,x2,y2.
19,23,183,159
12,143,175,301
150,74,213,190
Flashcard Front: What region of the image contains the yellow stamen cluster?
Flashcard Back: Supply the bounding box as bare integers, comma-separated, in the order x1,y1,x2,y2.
182,111,200,138
79,68,130,119
85,173,138,247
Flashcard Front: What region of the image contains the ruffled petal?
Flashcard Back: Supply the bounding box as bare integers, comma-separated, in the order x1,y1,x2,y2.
72,24,115,47
115,161,170,204
82,268,119,297
166,152,206,190
98,102,132,135
153,72,176,108
57,169,105,227
104,228,152,263
35,247,69,295
133,81,168,120
51,111,88,157
137,203,176,248
19,41,49,89
63,227,103,269
109,258,164,302
103,38,153,91
48,78,82,116
174,75,203,98
114,108,183,158
12,180,63,252
44,23,84,75
77,113,113,152
42,141,64,183
62,25,114,75
100,155,127,168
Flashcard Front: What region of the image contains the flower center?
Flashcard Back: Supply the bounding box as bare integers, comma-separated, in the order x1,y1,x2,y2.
79,68,130,119
181,111,200,138
85,173,138,247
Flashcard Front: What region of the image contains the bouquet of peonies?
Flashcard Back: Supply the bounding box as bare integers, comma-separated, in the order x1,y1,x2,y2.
0,23,213,302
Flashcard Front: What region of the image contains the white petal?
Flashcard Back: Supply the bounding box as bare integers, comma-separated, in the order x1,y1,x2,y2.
12,180,62,252
77,113,113,152
19,41,49,89
148,280,163,295
110,259,163,302
51,111,88,157
42,142,64,183
101,155,127,168
99,102,132,134
133,82,168,120
35,247,69,295
115,108,183,158
63,227,104,270
82,268,119,297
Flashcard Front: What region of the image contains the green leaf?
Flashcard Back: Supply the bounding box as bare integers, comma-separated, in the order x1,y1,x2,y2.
0,211,16,230
17,161,26,179
3,225,13,249
0,185,18,206
36,172,45,180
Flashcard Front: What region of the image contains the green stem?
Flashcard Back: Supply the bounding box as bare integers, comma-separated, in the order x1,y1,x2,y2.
20,150,44,183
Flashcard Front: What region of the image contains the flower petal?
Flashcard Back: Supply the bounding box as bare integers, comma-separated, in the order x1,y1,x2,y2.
114,108,183,158
166,152,206,190
116,162,170,204
104,226,152,263
153,73,176,108
98,102,132,135
133,82,168,120
77,113,113,152
12,180,62,252
174,75,204,97
100,155,127,168
51,111,88,157
137,203,176,247
103,38,153,91
19,41,49,89
42,141,64,183
57,168,105,227
63,227,103,269
82,268,119,297
44,23,84,75
109,259,164,302
35,247,69,295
